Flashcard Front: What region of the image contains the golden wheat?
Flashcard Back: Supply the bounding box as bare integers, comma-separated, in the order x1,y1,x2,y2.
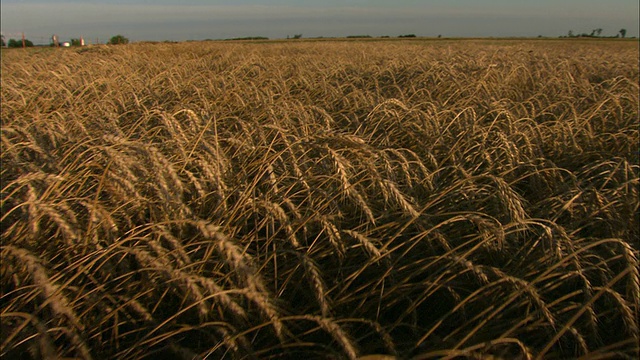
1,39,638,359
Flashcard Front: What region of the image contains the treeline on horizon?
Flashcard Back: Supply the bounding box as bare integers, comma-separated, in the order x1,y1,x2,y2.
1,27,634,47
560,28,629,38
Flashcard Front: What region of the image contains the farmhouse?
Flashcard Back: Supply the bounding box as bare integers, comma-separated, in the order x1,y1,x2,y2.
51,34,84,47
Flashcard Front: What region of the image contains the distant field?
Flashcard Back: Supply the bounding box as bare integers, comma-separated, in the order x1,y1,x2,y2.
1,39,638,359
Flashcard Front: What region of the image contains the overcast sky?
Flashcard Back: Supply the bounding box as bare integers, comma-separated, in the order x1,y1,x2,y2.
2,0,638,44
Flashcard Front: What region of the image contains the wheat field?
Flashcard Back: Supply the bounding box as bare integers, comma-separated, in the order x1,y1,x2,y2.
1,39,638,359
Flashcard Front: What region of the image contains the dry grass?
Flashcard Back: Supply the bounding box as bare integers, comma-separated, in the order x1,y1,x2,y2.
1,39,638,359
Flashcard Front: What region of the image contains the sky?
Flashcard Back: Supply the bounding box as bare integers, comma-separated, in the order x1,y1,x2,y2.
1,0,638,44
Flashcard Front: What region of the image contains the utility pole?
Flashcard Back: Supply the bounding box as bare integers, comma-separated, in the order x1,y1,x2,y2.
22,32,25,48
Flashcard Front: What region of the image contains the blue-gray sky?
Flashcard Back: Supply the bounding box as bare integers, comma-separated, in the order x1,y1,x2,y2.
2,0,638,44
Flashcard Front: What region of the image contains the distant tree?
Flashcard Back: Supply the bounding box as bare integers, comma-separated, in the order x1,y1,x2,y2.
568,30,574,37
71,38,82,46
619,29,626,38
293,34,302,39
596,28,603,37
108,34,129,45
8,38,33,48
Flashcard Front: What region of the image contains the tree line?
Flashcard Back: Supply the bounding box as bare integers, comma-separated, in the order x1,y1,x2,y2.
1,34,129,47
1,29,631,48
562,28,627,38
